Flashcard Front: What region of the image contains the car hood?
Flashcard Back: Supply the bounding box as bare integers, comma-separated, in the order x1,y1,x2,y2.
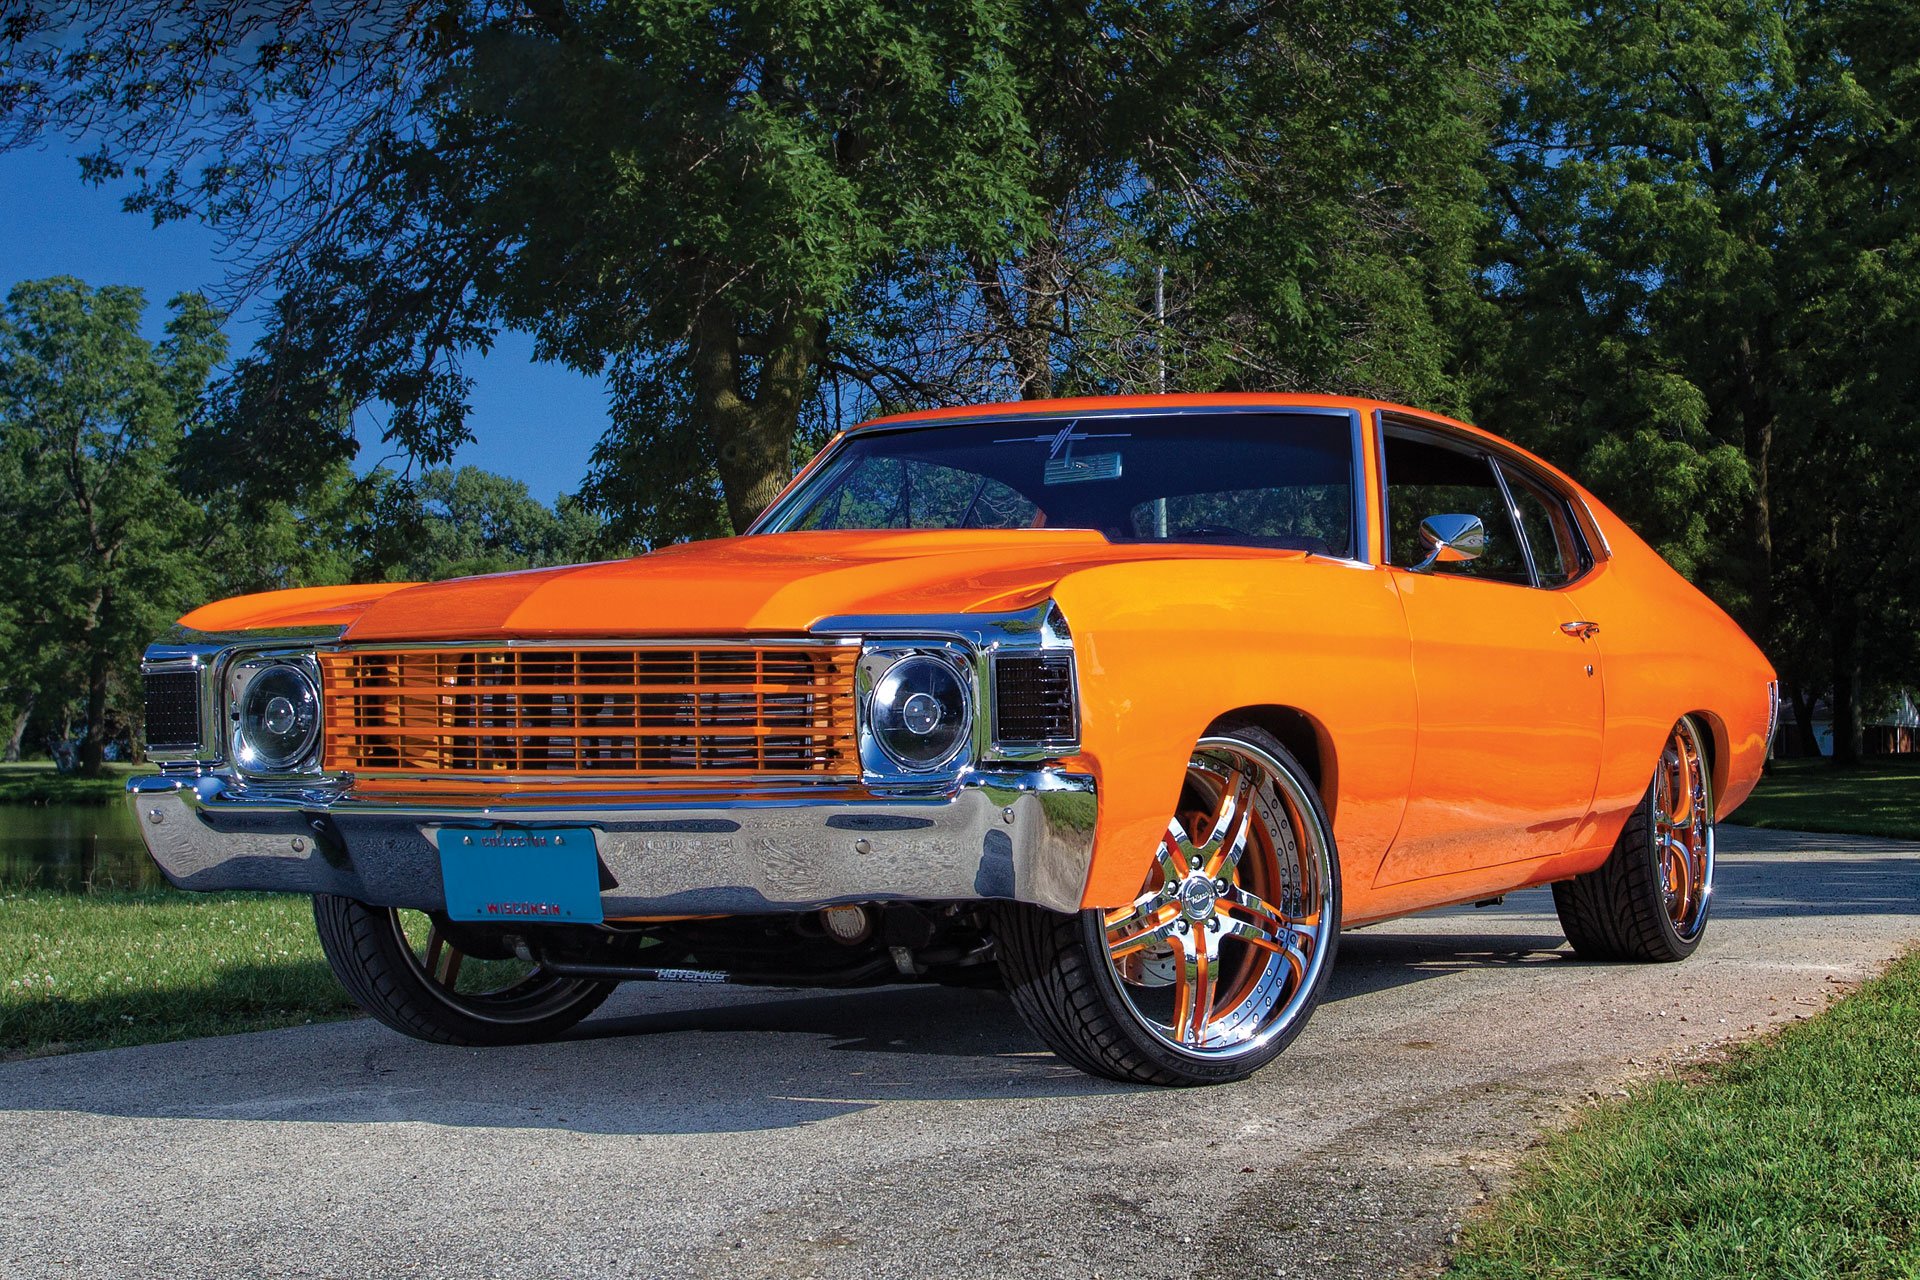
306,530,1296,642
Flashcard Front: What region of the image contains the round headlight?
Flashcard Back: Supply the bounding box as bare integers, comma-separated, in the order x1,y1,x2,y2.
869,654,971,771
234,663,321,773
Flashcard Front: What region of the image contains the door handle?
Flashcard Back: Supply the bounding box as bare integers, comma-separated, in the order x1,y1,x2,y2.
1560,620,1600,640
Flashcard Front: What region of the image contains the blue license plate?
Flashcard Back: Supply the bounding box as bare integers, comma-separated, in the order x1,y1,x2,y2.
435,826,604,924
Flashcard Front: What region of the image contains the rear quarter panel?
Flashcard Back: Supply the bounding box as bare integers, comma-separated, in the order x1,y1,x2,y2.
1566,490,1774,851
1051,557,1416,918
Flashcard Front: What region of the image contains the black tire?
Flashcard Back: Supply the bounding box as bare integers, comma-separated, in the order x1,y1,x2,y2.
313,894,615,1045
1553,715,1715,962
995,723,1341,1086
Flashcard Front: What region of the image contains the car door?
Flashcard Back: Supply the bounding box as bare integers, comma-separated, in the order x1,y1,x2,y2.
1374,422,1605,884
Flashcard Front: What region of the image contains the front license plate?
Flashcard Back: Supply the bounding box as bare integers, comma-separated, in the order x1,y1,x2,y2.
435,826,605,924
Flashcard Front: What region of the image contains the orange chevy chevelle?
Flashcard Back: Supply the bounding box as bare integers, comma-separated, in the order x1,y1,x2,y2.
130,395,1776,1084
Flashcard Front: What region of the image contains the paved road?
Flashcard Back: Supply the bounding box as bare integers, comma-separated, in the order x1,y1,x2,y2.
2,827,1916,1280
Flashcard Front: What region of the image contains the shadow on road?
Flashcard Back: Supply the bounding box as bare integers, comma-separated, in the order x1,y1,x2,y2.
1,834,1911,1137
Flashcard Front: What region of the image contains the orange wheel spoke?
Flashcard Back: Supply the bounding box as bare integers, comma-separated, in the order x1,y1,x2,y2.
1099,737,1336,1062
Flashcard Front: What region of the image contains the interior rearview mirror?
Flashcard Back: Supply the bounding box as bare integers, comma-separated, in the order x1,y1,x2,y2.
1411,513,1486,572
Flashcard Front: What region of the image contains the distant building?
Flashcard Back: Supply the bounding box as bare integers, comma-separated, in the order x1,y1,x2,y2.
1777,689,1919,756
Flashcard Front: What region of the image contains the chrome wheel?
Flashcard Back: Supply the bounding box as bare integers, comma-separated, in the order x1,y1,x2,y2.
1552,713,1716,963
1653,718,1714,942
1100,736,1334,1060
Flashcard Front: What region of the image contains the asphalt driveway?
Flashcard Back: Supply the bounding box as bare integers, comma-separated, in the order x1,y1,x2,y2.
2,826,1915,1280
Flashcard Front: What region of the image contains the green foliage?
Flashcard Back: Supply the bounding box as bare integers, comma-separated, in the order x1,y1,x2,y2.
5,0,1919,733
0,278,226,772
1,0,1557,545
366,465,605,582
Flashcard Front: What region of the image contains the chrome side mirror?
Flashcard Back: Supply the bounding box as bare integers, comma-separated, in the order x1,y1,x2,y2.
1411,513,1485,572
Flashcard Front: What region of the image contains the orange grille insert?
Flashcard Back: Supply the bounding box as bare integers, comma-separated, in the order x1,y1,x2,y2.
319,645,859,777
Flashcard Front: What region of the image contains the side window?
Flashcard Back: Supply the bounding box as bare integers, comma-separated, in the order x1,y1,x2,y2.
1381,431,1529,584
1499,463,1590,588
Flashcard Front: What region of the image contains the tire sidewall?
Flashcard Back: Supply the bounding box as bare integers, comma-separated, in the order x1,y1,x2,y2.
313,894,612,1045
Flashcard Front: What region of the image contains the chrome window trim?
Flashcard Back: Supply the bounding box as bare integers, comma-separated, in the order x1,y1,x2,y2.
1373,410,1392,567
749,404,1371,564
1489,458,1544,589
1494,457,1598,589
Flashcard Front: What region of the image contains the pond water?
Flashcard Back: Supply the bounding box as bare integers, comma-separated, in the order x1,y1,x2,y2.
0,801,167,891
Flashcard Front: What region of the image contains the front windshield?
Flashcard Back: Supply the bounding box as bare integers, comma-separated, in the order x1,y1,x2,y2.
758,412,1357,556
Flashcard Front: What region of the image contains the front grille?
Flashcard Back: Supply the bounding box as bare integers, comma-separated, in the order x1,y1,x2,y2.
143,670,202,752
993,652,1077,746
318,645,859,777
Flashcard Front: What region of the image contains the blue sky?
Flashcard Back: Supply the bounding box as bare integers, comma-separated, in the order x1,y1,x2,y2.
0,145,610,503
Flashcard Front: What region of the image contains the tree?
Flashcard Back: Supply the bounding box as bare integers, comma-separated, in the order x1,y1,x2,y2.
3,1,1553,552
825,1,1542,420
364,465,606,582
1465,0,1920,761
0,278,226,773
3,1,1037,542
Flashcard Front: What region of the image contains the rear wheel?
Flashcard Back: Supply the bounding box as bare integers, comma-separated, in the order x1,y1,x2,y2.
1553,715,1715,962
996,724,1340,1085
313,895,615,1045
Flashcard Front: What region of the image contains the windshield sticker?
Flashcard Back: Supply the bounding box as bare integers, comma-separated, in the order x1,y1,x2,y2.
1044,451,1123,484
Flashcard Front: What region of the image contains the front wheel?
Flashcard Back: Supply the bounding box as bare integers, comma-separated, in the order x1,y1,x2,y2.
313,895,615,1045
996,724,1341,1086
1553,715,1716,962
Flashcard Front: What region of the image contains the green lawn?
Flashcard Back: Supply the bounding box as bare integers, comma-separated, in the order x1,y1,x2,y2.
1730,754,1920,841
1449,751,1920,1279
0,887,357,1058
0,761,154,806
1446,949,1920,1279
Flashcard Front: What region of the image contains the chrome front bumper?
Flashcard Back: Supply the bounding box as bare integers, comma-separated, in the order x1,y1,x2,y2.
126,771,1098,917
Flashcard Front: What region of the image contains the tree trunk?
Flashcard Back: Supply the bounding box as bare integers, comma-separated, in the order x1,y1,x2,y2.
692,304,822,534
3,694,32,762
1829,599,1863,765
1735,333,1775,640
80,642,111,776
970,250,1055,399
1786,680,1821,759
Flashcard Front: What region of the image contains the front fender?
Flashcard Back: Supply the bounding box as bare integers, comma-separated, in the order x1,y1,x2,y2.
1052,557,1416,914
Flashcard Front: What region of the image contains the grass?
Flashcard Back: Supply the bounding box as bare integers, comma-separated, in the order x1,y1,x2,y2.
0,887,358,1058
1446,950,1920,1280
1730,755,1920,841
0,761,154,806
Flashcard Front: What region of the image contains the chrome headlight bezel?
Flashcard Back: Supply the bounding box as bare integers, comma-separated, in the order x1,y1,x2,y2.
856,641,977,781
224,652,325,778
